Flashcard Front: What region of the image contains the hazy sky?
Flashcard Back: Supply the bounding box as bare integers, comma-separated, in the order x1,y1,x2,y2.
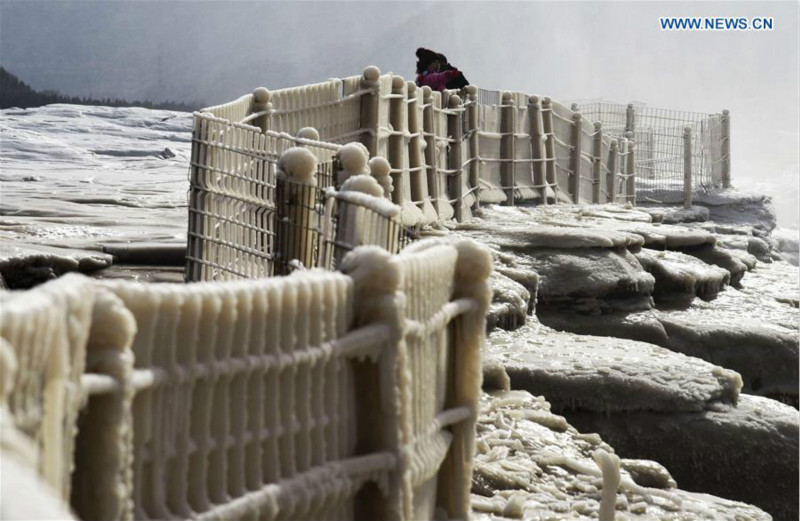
1,1,798,224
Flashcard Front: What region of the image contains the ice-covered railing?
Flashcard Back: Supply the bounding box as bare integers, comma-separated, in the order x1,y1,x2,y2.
576,102,730,206
0,274,94,503
188,66,656,281
0,238,491,521
187,103,410,281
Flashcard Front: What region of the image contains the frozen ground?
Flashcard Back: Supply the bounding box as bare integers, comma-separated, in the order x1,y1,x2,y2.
472,390,771,520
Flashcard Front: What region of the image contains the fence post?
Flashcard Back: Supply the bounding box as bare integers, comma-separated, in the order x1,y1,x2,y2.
360,66,381,157
683,126,693,209
406,82,428,214
542,97,557,202
528,95,547,205
607,139,618,203
421,86,440,212
625,103,636,136
388,76,407,207
592,121,603,203
447,94,464,222
626,137,636,205
465,85,480,212
275,147,318,274
251,87,272,132
569,111,583,203
337,248,405,521
721,109,731,189
500,92,516,205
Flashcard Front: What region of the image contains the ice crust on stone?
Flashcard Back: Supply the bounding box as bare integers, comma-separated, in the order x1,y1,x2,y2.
635,248,730,302
566,393,798,521
471,390,770,521
0,243,113,289
487,321,742,413
487,270,531,332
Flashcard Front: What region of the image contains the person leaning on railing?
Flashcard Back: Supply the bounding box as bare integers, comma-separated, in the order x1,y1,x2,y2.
415,47,469,92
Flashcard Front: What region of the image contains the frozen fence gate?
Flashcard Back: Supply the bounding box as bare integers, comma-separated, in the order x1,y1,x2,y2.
0,238,491,521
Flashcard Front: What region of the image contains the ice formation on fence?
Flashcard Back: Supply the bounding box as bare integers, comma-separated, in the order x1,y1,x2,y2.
0,273,95,500
0,238,491,521
188,65,702,283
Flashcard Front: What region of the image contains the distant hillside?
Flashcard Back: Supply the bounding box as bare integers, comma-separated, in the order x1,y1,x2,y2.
0,67,203,111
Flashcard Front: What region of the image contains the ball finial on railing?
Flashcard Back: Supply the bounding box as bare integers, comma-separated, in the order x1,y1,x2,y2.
391,75,405,90
407,82,417,96
336,142,370,185
683,126,692,135
297,127,320,141
363,66,381,82
422,86,433,103
448,95,462,108
572,112,582,121
594,121,602,131
722,109,729,116
465,85,477,101
501,92,513,103
340,174,385,198
253,87,271,104
367,156,393,197
278,147,317,184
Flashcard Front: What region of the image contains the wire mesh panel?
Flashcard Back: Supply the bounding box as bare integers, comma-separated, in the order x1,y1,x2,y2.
320,190,413,269
98,273,401,521
578,102,726,203
512,101,539,202
186,113,278,281
475,94,506,203
578,114,596,204
268,79,364,144
429,91,456,218
203,94,255,123
550,100,576,203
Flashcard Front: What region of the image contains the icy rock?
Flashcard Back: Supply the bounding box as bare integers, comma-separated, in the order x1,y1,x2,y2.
487,323,742,413
523,248,654,314
655,287,798,400
692,188,778,231
539,284,798,403
487,270,530,332
737,259,799,308
681,243,750,286
0,243,113,289
566,394,798,521
635,248,730,302
650,205,710,224
471,390,770,520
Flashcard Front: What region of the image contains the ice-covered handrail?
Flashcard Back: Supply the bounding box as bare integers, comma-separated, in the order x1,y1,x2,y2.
1,237,492,521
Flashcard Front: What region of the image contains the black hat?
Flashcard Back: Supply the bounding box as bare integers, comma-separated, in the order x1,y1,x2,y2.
416,47,439,73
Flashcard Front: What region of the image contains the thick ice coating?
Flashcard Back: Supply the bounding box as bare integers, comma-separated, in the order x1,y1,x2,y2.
277,146,317,183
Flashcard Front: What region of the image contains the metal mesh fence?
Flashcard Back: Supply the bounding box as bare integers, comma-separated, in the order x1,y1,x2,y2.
578,102,727,203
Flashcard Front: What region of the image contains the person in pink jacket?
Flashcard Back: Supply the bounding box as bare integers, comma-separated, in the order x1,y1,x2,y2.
415,47,467,92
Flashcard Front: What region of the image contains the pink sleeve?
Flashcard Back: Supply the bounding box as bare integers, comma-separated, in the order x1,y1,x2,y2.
421,71,458,91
